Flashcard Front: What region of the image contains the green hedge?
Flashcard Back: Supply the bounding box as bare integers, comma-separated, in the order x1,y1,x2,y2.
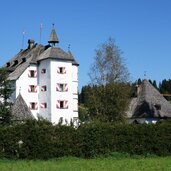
0,120,171,159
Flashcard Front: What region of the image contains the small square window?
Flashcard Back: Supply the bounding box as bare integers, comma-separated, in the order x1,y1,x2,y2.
41,85,47,92
41,69,46,74
56,83,68,92
154,104,161,110
29,85,37,92
57,67,66,74
30,102,38,110
40,103,47,108
29,70,37,78
30,70,35,77
56,100,68,109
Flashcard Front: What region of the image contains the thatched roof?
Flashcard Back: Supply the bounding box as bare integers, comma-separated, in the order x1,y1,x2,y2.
127,79,171,118
11,94,34,121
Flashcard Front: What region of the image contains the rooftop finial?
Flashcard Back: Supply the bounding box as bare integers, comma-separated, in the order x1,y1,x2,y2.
48,23,59,46
144,71,147,79
68,44,71,51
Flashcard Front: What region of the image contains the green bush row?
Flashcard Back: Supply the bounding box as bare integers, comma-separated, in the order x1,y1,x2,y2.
0,120,171,159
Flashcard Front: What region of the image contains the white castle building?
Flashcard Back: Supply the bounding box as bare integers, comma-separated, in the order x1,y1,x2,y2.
5,25,79,125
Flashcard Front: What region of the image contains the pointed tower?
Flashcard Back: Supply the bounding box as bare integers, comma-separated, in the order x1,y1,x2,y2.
48,24,59,46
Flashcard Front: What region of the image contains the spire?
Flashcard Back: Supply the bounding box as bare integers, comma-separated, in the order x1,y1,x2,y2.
48,24,59,46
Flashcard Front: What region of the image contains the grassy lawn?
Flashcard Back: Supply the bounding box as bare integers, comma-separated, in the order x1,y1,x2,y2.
0,156,171,171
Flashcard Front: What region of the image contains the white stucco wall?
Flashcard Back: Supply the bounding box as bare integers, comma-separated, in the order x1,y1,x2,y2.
38,59,51,121
16,64,39,118
72,65,78,119
14,58,78,125
50,60,73,124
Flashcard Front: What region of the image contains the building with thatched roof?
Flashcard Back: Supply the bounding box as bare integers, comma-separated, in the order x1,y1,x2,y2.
127,79,171,124
4,25,79,125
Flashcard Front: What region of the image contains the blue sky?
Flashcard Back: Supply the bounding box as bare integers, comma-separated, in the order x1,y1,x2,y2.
0,0,171,89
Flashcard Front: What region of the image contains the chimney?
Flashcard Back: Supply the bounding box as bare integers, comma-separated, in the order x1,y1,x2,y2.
6,62,10,67
28,39,35,49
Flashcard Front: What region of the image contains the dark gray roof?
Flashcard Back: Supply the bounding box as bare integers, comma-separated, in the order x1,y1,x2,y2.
5,27,78,80
7,45,45,80
11,94,34,121
68,51,79,66
37,47,79,65
127,79,171,118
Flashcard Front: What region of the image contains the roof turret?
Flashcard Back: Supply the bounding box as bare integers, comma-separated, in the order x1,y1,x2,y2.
48,24,59,46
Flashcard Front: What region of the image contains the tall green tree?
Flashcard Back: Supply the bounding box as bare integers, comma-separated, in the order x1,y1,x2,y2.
0,67,14,124
88,38,130,122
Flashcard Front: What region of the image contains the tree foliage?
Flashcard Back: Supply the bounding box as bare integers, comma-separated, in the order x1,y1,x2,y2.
0,67,14,124
0,120,171,159
89,38,129,85
87,38,130,122
159,79,171,94
87,84,131,122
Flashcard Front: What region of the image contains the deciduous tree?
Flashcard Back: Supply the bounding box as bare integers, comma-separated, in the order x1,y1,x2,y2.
88,38,130,122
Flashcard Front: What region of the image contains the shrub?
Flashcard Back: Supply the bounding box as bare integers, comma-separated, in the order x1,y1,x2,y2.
0,120,171,159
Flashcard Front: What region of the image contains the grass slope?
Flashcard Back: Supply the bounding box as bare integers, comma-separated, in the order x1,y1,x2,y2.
0,156,171,171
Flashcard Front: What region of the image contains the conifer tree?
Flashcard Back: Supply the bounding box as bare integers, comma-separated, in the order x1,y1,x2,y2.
0,68,14,124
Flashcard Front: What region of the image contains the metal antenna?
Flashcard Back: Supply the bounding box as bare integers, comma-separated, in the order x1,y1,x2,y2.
21,30,26,50
39,23,43,44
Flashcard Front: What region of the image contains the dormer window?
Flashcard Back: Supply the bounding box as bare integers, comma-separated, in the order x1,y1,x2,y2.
12,60,18,66
22,58,26,63
28,70,37,78
57,67,66,74
154,104,161,110
41,69,46,74
6,62,10,67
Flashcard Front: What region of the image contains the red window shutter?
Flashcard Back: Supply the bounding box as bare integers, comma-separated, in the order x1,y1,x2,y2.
40,103,46,108
28,85,31,92
57,67,60,73
29,103,32,109
35,86,38,92
63,67,66,74
56,83,60,91
34,71,37,77
64,84,68,91
56,100,60,108
41,86,46,92
64,100,68,109
35,102,38,110
28,70,31,77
